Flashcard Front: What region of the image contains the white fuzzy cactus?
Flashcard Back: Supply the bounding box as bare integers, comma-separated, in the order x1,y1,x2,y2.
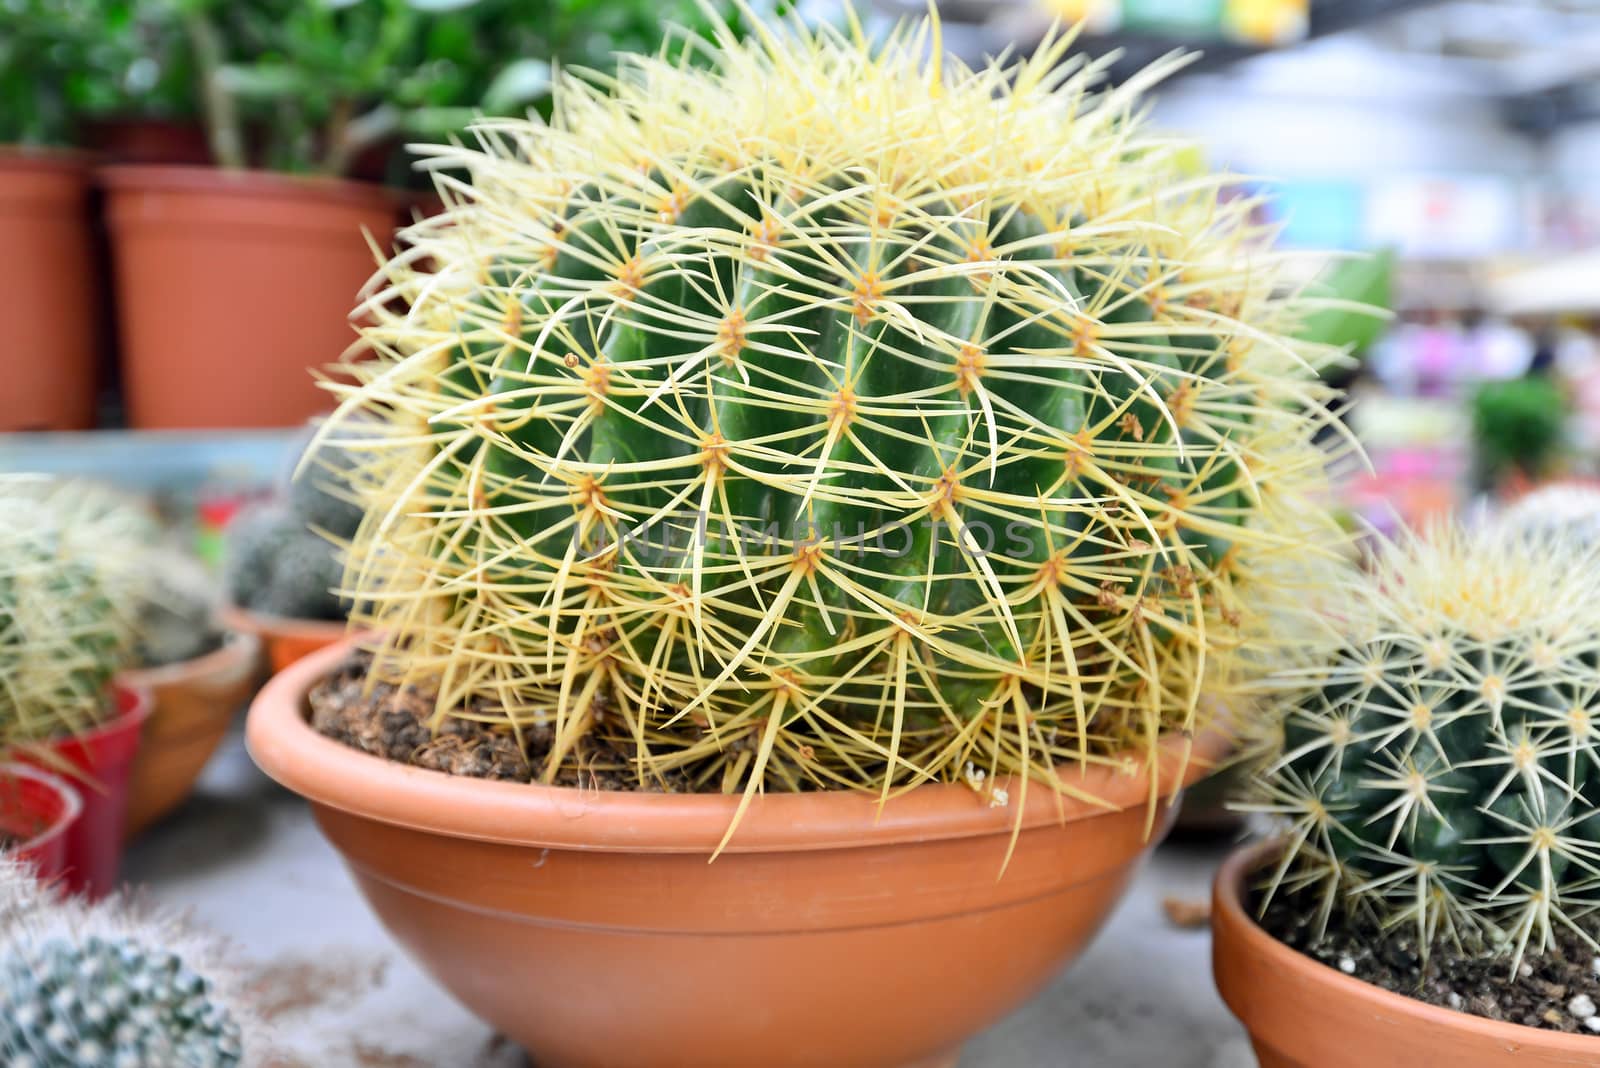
0,854,254,1067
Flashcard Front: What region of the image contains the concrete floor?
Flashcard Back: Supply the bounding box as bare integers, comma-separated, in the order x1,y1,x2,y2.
124,727,1257,1068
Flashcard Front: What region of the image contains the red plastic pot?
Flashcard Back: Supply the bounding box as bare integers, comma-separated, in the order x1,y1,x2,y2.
0,763,83,882
21,684,153,898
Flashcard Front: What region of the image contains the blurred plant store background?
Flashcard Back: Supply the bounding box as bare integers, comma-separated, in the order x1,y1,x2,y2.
5,0,1600,1064
8,0,1599,539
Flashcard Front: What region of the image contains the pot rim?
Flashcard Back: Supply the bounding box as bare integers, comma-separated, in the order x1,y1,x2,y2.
218,602,349,642
0,762,83,854
92,681,156,742
0,145,94,173
1213,838,1600,1055
98,163,398,209
118,628,261,690
247,636,1229,854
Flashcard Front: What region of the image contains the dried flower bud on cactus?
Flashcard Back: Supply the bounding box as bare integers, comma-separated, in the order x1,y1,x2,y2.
314,13,1349,811
1247,521,1600,966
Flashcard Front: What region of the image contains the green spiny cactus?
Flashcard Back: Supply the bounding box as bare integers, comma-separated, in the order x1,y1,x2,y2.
316,12,1349,811
285,421,371,542
1247,521,1600,967
223,504,346,622
0,854,248,1068
223,422,375,621
0,477,146,750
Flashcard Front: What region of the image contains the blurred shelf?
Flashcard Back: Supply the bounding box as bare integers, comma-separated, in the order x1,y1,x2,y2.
0,428,300,491
1486,249,1600,315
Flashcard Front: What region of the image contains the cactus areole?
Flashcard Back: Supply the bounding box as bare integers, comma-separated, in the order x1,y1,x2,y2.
318,11,1344,806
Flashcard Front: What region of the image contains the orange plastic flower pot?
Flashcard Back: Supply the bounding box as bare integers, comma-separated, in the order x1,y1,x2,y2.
249,638,1226,1068
101,165,396,429
0,150,98,431
1213,840,1600,1067
218,602,346,674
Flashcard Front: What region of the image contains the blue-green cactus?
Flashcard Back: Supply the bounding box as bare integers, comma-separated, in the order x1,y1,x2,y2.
0,934,244,1068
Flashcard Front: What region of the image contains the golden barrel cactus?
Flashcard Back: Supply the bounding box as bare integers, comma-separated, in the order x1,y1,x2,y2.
319,13,1350,817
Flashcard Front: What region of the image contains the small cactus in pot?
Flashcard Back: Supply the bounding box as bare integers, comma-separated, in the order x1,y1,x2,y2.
1246,520,1600,967
224,422,371,624
0,852,251,1067
0,476,147,750
309,10,1353,817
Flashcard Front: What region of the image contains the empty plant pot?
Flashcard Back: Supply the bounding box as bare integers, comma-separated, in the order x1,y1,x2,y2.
21,684,153,898
0,149,98,431
0,763,83,882
248,638,1225,1068
101,165,396,429
218,603,345,675
1212,839,1600,1067
120,631,262,837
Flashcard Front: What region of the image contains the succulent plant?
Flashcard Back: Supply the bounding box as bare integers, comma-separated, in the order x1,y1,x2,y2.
1247,521,1600,967
284,419,373,542
223,423,372,622
222,504,346,622
0,477,148,750
1470,375,1569,492
0,853,249,1068
1504,482,1600,545
315,13,1349,814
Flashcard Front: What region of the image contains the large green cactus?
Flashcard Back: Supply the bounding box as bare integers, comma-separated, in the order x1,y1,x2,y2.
0,477,146,750
319,13,1348,807
1249,521,1600,966
0,854,247,1068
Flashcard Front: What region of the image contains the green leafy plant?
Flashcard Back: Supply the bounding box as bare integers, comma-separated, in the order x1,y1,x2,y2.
0,1,199,145
315,12,1349,824
1246,521,1600,968
0,477,150,752
1470,376,1568,492
0,852,249,1067
182,0,749,177
1294,249,1394,357
0,1,101,144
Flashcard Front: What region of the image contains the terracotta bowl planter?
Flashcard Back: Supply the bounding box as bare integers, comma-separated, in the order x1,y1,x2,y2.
249,638,1225,1068
0,763,83,882
0,149,98,431
218,602,346,674
100,165,397,429
119,631,262,838
1213,840,1600,1067
18,683,152,898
